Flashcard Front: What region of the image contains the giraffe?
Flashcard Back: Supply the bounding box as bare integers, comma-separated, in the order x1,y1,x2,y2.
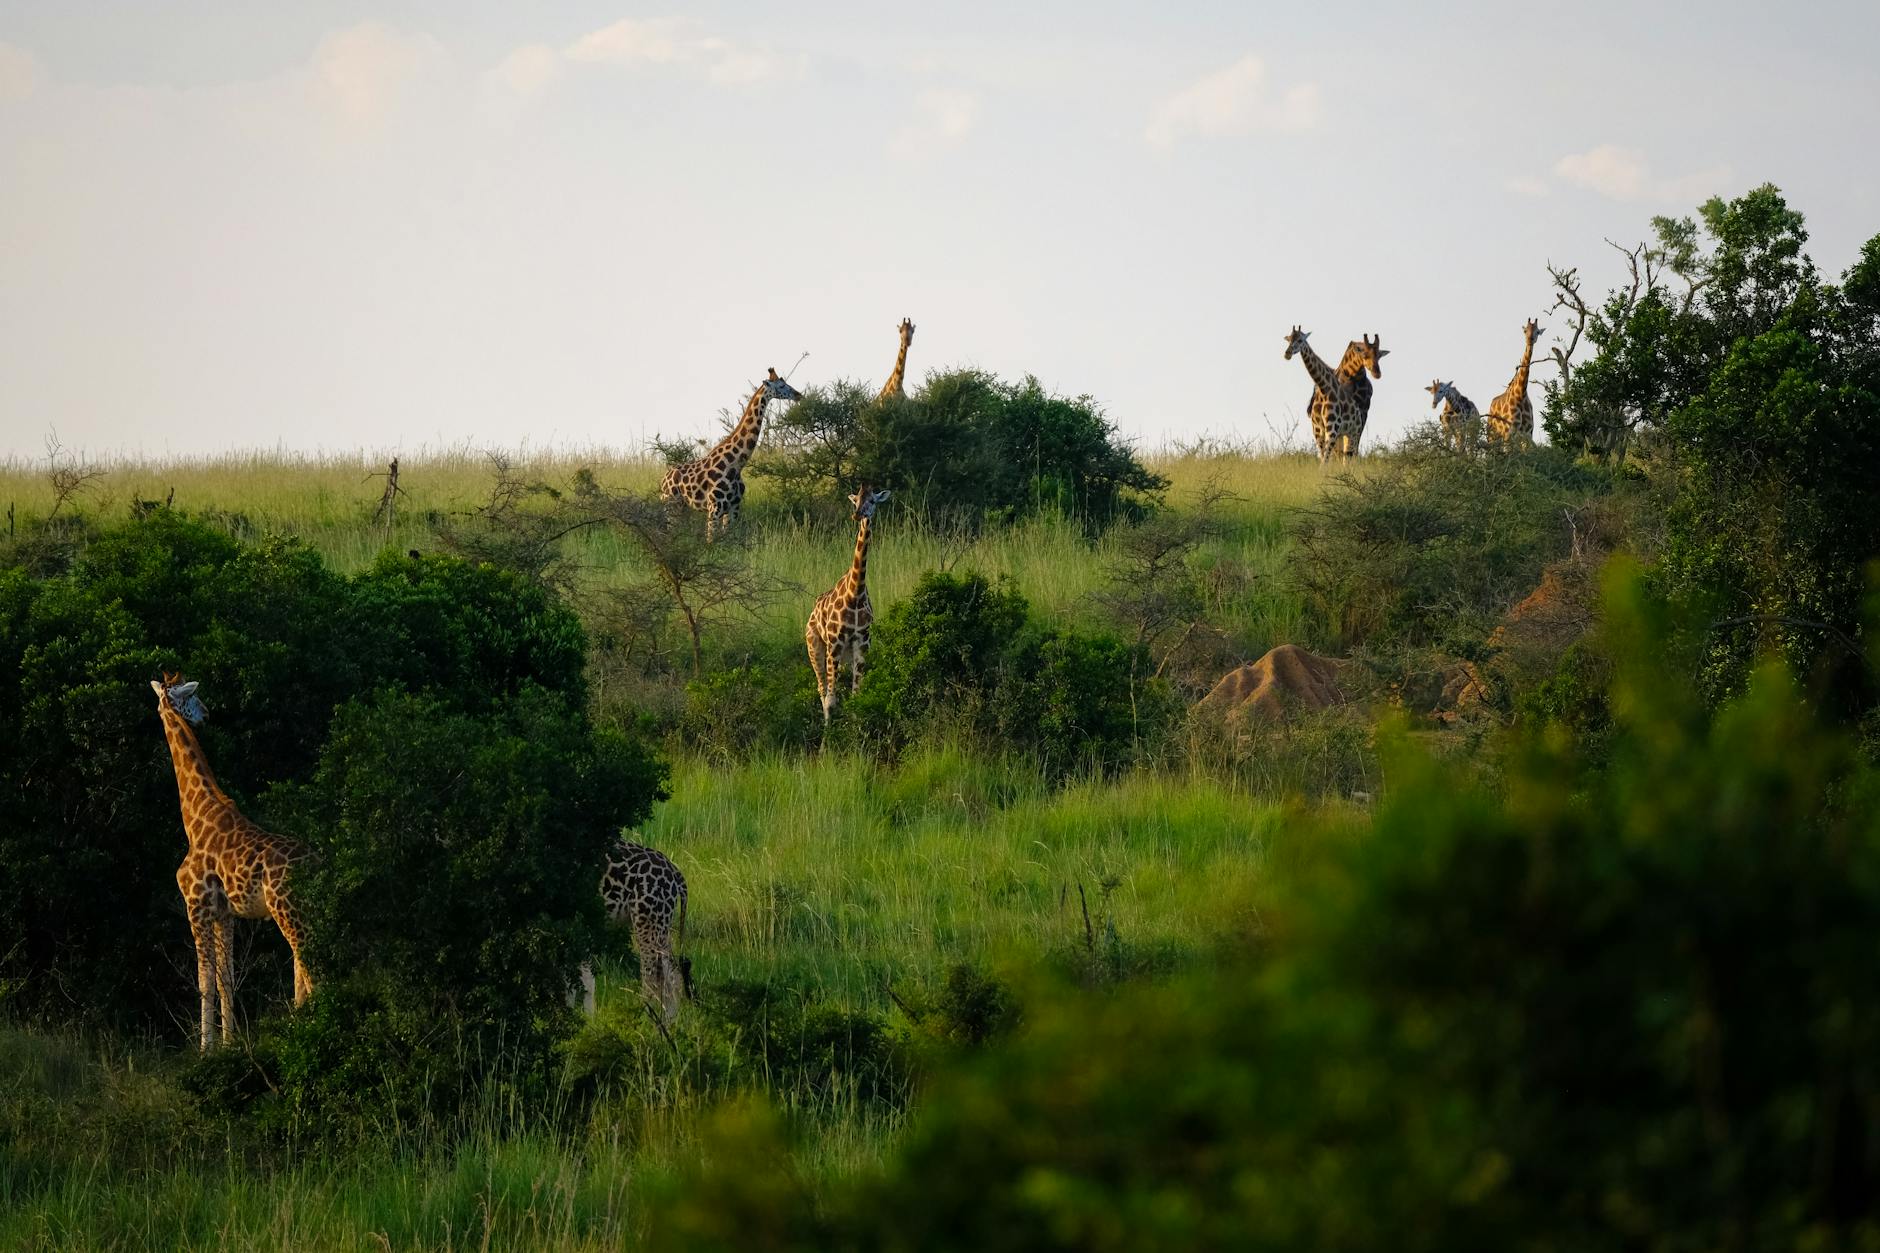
1427,379,1482,451
1485,318,1544,447
876,317,916,403
806,487,891,723
659,367,803,539
578,836,690,1017
150,672,313,1051
1286,327,1384,464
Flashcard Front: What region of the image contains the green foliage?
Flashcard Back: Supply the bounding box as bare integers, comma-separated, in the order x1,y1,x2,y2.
756,368,1165,527
285,687,664,1041
846,570,1174,774
681,658,819,754
1287,431,1608,654
656,569,1880,1249
0,511,647,1040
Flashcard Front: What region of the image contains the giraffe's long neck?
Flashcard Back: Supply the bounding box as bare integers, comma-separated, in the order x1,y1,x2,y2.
710,384,771,470
1294,342,1339,394
159,709,234,842
1509,336,1537,393
846,515,872,592
1334,343,1369,384
878,334,912,402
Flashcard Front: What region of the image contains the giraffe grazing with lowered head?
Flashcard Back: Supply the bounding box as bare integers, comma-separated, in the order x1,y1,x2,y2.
807,487,891,723
1485,318,1543,447
150,672,313,1051
660,368,803,539
578,836,690,1017
877,318,915,403
1427,379,1481,451
1286,328,1385,464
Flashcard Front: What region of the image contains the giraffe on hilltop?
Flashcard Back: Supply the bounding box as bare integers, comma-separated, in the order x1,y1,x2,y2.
1427,379,1481,451
578,836,690,1018
150,673,313,1051
877,318,916,403
807,487,891,723
1485,318,1543,447
660,368,802,539
1286,328,1386,463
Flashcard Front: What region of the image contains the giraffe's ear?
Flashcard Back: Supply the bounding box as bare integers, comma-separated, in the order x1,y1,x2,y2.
172,681,200,700
1377,348,1390,358
875,489,891,502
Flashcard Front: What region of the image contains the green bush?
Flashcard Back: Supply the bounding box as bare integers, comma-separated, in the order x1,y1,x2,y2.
283,687,664,1042
846,570,1169,774
1287,431,1612,655
0,514,636,1039
681,658,819,755
755,369,1164,527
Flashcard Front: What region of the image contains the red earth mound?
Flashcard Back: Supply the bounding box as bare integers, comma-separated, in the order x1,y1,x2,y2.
1197,644,1347,725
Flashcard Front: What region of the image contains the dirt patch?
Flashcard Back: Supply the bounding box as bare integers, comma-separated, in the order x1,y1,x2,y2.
1196,644,1348,726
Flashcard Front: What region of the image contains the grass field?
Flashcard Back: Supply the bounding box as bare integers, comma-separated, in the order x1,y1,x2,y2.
0,445,1337,658
0,445,1355,1250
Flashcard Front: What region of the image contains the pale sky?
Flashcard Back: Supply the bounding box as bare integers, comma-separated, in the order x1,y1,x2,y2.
1,1,1876,460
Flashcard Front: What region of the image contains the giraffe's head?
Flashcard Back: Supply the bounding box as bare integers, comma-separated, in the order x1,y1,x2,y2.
897,318,915,345
1283,326,1311,360
848,485,892,521
1523,318,1544,346
1356,333,1389,378
761,367,802,404
151,671,207,725
1426,379,1454,409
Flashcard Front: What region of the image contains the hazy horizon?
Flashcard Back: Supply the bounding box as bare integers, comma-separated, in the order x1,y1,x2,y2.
3,1,1876,459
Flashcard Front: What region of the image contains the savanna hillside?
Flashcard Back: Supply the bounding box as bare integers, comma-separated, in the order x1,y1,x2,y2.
4,187,1880,1251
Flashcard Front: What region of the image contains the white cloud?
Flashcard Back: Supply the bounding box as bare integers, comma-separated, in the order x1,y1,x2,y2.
487,43,561,99
1145,55,1320,147
1553,143,1731,203
0,40,43,103
889,88,977,160
563,18,800,86
309,22,448,124
1505,174,1552,198
565,17,693,66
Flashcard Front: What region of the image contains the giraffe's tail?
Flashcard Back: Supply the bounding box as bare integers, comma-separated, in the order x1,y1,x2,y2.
676,883,688,948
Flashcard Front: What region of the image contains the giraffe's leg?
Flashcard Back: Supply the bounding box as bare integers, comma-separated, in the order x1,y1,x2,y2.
822,639,843,723
575,961,597,1014
187,901,216,1052
807,626,828,711
213,915,238,1045
850,632,869,694
264,873,313,1006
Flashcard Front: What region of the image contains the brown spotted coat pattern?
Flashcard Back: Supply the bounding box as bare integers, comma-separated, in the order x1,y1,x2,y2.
876,317,916,403
151,674,313,1051
807,487,890,723
659,368,802,539
1486,318,1543,447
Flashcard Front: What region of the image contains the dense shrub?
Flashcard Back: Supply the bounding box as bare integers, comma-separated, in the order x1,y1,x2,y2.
845,570,1173,773
653,568,1880,1250
681,658,819,755
0,514,644,1040
281,687,664,1042
755,368,1165,527
1287,431,1612,655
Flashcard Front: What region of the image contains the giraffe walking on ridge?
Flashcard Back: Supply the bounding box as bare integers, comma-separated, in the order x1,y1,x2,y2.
150,673,313,1051
807,487,891,724
579,836,689,1017
1427,379,1482,451
1486,318,1544,447
1286,327,1385,464
877,318,916,403
660,367,802,539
